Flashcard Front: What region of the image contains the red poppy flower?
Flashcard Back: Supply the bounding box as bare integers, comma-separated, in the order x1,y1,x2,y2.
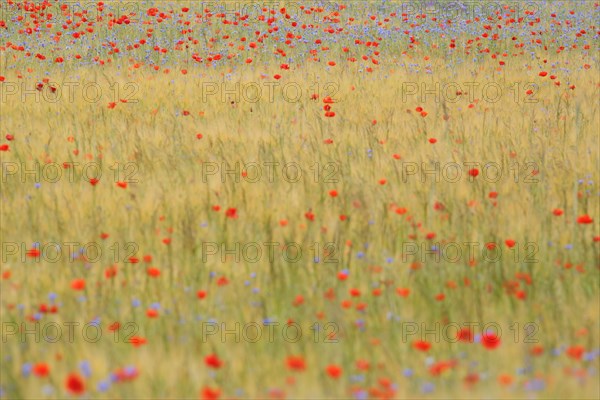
530,345,544,356
33,363,50,377
293,294,304,306
325,364,342,378
205,354,223,369
65,373,85,395
105,265,117,279
70,279,85,290
286,356,306,371
216,276,229,286
200,386,221,400
413,340,431,351
129,336,147,346
429,360,456,376
456,327,473,342
481,331,501,349
566,345,585,360
577,215,593,224
108,322,120,331
27,249,41,258
356,359,370,370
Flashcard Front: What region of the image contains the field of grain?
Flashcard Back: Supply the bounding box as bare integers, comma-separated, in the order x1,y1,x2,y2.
0,1,599,399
